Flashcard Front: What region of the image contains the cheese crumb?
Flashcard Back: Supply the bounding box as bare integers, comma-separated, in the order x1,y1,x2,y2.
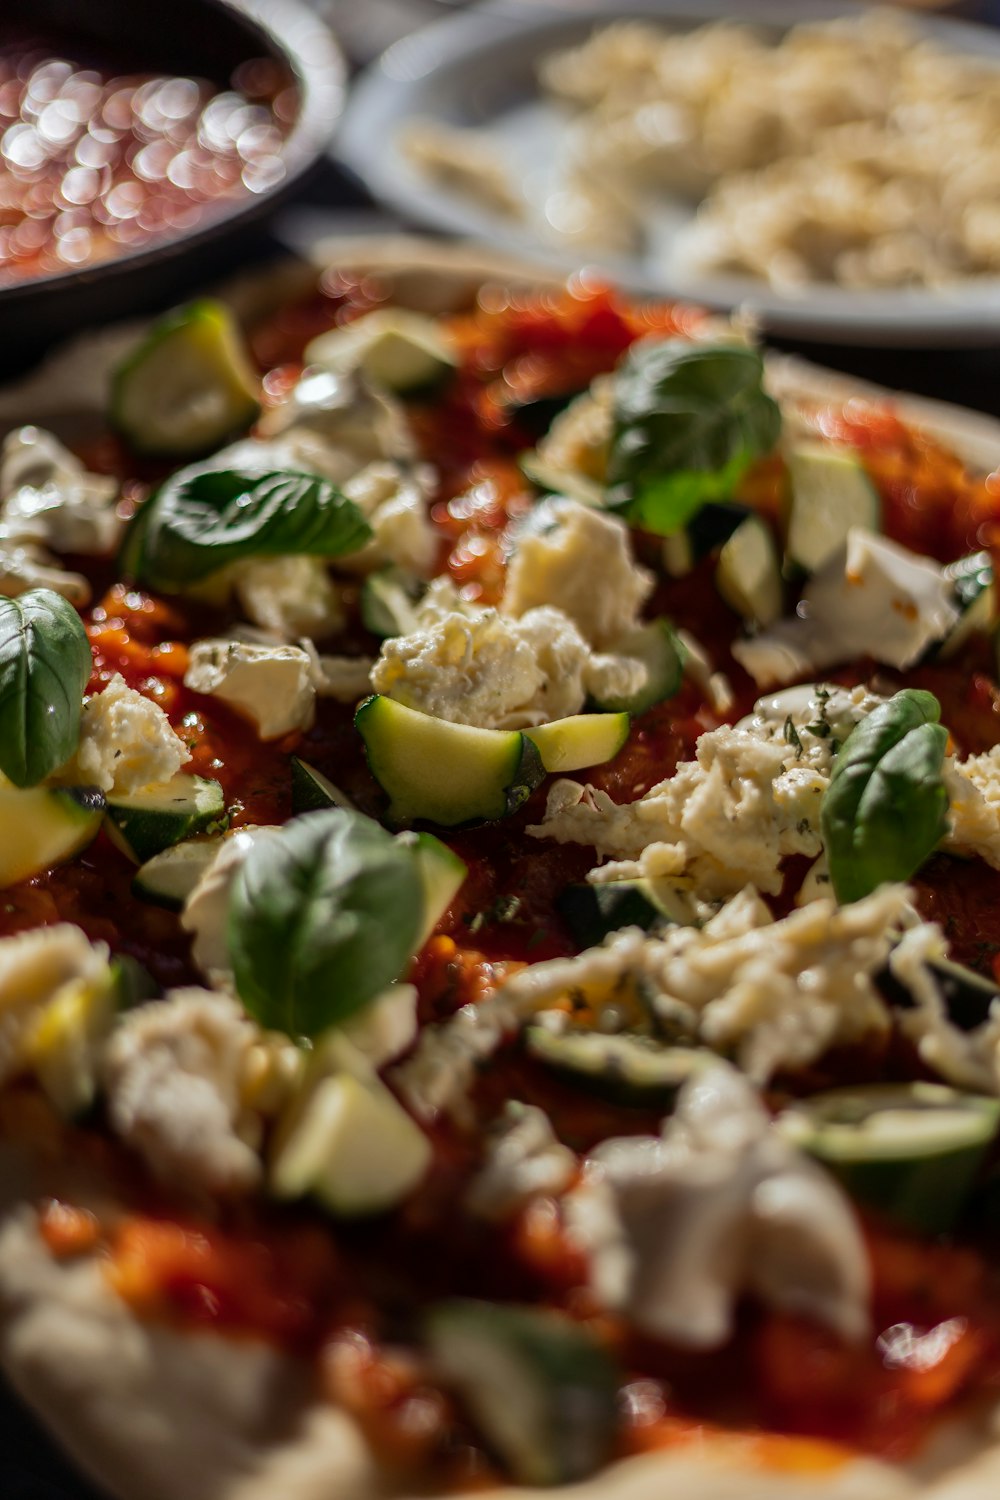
58,674,189,795
185,639,315,740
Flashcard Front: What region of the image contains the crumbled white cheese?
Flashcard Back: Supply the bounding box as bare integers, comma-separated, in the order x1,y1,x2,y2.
101,987,264,1195
532,376,613,491
943,746,1000,869
675,628,735,716
502,497,653,649
466,1101,577,1220
54,673,189,796
567,1063,870,1348
341,461,437,576
255,369,415,475
733,530,959,687
304,643,376,704
339,984,419,1069
889,924,1000,1095
181,826,284,986
531,684,882,897
232,555,345,642
184,639,315,740
0,426,122,555
0,923,109,1088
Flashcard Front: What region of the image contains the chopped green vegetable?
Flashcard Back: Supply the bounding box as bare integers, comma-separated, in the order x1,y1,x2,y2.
821,689,949,905
0,589,92,788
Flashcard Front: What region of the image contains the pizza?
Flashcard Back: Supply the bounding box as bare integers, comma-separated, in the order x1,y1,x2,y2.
5,237,1000,1500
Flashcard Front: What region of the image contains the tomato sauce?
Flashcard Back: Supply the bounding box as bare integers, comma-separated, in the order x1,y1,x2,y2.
10,271,1000,1475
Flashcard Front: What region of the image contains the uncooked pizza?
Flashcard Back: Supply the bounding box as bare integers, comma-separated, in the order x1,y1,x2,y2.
2,247,1000,1500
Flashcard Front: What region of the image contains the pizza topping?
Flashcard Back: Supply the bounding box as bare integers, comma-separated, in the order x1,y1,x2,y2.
184,639,316,740
0,923,112,1092
0,427,123,556
0,588,92,788
181,826,284,986
104,774,229,866
570,1063,870,1347
465,1101,577,1220
777,1081,1000,1236
0,781,104,890
340,461,438,577
132,837,225,913
713,510,785,627
821,689,950,905
304,308,459,397
231,555,346,643
733,529,960,687
783,441,882,575
101,987,270,1196
55,671,189,797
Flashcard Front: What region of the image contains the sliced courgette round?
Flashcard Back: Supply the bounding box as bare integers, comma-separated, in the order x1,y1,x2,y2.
524,712,629,774
305,309,457,396
588,618,684,716
777,1082,1000,1235
784,443,880,575
525,1029,713,1108
132,837,224,910
110,300,260,459
356,694,545,827
716,513,783,627
0,782,103,888
105,775,228,864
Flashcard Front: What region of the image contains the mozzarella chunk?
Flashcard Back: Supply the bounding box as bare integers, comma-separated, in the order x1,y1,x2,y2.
465,1101,576,1220
889,923,1000,1095
255,368,415,473
341,461,437,576
0,923,109,1088
0,543,90,605
54,673,189,796
568,1063,870,1348
733,529,959,687
181,826,284,985
1,426,122,555
304,645,376,704
232,555,345,641
185,639,315,740
943,746,1000,868
502,497,653,649
531,684,881,896
101,988,265,1196
532,376,614,489
339,984,419,1069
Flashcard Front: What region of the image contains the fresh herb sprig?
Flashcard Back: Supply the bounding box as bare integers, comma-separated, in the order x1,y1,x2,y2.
0,589,92,787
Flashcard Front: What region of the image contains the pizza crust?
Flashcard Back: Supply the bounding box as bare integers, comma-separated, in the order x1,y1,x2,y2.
1,235,1000,1500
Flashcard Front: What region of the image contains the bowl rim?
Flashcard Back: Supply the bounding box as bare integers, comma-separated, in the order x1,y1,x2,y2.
0,0,347,305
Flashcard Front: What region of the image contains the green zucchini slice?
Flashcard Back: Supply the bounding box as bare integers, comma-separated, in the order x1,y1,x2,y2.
557,879,685,945
525,1029,714,1107
778,1082,1000,1235
426,1300,619,1486
524,712,629,774
110,300,260,459
715,513,783,627
105,775,228,864
407,831,467,947
588,618,684,716
784,443,880,575
305,309,457,396
356,695,545,827
940,551,995,659
0,782,103,888
131,837,224,910
290,758,358,817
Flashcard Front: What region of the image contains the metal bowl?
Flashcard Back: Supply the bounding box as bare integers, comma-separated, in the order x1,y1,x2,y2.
0,0,346,360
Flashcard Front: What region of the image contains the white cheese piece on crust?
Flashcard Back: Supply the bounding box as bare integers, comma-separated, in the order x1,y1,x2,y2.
181,826,284,987
0,923,109,1089
54,673,189,796
185,639,316,740
569,1063,870,1348
232,555,345,642
734,529,959,687
0,425,122,556
465,1101,576,1220
502,497,653,649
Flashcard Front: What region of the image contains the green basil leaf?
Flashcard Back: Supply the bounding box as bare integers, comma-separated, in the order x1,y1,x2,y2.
0,589,92,788
606,340,781,535
227,808,423,1039
121,466,373,588
821,689,949,905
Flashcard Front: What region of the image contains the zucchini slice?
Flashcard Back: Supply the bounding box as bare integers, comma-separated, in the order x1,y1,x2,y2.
524,712,629,774
588,618,684,716
525,1029,714,1108
661,502,750,579
105,775,228,864
269,1034,431,1216
290,758,358,817
778,1082,1000,1235
557,879,690,945
110,300,260,459
408,831,467,947
716,513,783,627
426,1300,619,1486
132,837,224,910
0,782,103,888
360,566,425,639
305,309,457,396
940,551,995,659
784,443,880,575
356,695,545,827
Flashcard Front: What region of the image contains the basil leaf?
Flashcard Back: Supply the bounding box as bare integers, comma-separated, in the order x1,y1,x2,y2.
0,589,91,788
606,340,781,535
122,466,373,588
821,689,949,905
227,808,423,1039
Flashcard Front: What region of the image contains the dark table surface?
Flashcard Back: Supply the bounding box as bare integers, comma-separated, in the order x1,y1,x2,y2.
6,4,1000,1497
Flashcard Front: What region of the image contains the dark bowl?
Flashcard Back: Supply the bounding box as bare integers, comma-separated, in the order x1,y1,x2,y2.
0,0,345,362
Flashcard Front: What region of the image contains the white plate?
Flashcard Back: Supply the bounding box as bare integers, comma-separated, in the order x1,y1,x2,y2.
336,0,1000,347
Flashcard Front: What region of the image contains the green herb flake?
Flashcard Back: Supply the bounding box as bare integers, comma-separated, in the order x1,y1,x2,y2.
783,716,804,757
